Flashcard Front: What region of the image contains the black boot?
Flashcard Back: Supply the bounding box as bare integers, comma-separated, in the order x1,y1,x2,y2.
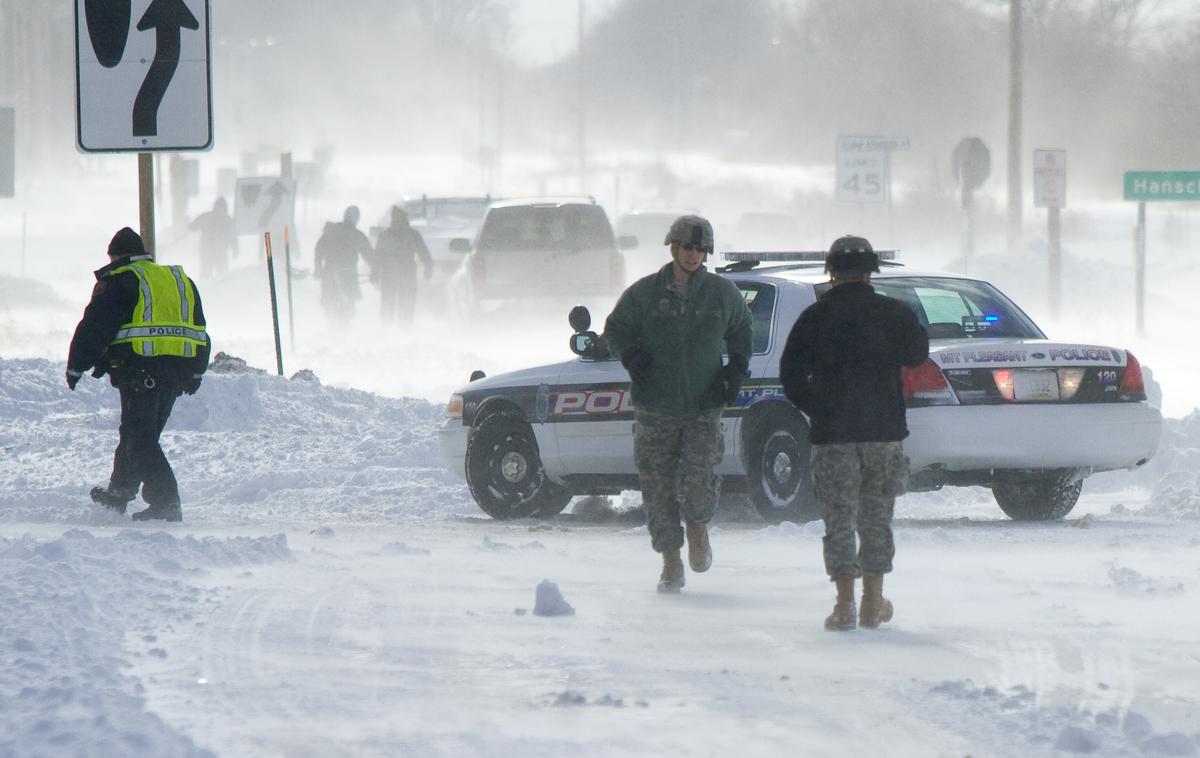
131,501,182,523
90,486,133,515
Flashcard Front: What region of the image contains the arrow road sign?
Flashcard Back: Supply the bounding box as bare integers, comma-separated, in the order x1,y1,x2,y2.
75,0,212,152
235,177,296,235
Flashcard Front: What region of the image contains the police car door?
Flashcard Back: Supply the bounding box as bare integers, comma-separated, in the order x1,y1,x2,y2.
552,352,636,476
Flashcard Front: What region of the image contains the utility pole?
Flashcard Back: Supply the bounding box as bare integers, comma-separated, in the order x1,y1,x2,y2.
1007,0,1024,255
577,0,586,194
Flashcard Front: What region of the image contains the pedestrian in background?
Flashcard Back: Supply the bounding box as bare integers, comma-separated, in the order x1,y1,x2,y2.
67,227,210,522
189,196,237,279
780,235,928,630
604,215,753,592
372,206,432,325
314,205,372,325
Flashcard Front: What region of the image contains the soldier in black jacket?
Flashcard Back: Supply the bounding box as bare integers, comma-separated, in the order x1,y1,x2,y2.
780,235,928,631
66,227,211,522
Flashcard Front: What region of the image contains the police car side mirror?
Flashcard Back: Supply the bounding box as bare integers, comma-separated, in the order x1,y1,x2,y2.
568,305,591,332
570,331,610,360
449,238,471,253
617,235,638,251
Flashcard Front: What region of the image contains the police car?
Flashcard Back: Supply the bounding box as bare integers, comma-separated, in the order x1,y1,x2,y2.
439,252,1162,523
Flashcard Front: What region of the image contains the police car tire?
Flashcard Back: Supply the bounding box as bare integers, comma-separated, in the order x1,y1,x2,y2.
745,411,820,524
991,474,1083,521
465,411,573,520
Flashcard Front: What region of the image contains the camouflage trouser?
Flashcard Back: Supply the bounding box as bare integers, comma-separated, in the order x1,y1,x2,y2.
634,407,724,553
810,441,907,579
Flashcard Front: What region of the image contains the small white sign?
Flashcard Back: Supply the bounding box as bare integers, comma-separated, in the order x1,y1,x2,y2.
836,135,905,203
75,0,212,152
1033,149,1067,209
235,177,296,235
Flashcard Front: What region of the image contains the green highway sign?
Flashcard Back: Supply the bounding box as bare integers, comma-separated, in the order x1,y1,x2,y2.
1124,171,1200,201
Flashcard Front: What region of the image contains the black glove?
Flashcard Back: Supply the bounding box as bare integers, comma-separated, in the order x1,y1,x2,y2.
183,376,202,396
719,355,750,404
65,370,80,391
620,348,653,385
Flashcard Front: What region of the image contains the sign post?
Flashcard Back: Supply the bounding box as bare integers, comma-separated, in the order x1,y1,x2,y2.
1033,149,1066,319
75,0,212,250
1122,171,1200,335
0,106,14,198
953,137,991,273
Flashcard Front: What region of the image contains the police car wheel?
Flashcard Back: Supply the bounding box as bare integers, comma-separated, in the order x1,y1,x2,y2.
991,473,1083,521
465,412,573,520
746,414,819,524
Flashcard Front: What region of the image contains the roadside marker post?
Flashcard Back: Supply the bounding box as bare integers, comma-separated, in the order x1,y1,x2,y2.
263,232,284,376
284,225,296,352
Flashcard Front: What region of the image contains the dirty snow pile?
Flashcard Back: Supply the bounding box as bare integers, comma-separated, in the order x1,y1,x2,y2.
0,529,291,757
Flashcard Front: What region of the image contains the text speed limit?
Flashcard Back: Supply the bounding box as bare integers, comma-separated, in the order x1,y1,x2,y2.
836,135,893,203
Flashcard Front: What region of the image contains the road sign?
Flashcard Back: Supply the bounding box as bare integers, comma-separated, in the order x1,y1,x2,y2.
235,177,296,235
1,107,13,197
75,0,212,152
836,135,895,203
1033,149,1066,209
953,137,990,190
1124,171,1200,202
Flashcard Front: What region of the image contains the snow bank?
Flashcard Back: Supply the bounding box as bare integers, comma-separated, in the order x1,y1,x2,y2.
0,530,291,757
0,357,474,526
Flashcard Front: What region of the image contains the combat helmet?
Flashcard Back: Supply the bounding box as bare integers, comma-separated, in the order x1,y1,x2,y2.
663,215,714,251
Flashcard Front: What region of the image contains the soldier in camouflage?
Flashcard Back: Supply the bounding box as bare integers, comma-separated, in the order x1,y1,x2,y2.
604,215,753,592
780,235,929,630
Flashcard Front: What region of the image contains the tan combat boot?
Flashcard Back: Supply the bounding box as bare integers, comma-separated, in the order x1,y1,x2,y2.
859,573,894,629
824,575,857,631
657,549,685,593
685,521,712,573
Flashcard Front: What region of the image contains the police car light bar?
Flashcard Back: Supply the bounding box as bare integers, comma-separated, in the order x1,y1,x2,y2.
722,250,898,262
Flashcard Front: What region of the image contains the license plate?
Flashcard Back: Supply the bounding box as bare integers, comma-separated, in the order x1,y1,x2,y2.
1013,369,1060,401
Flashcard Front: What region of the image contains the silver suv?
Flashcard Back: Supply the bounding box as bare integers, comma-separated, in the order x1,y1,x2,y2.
448,198,635,309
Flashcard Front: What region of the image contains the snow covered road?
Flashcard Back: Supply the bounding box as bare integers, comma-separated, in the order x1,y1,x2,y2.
3,358,1200,757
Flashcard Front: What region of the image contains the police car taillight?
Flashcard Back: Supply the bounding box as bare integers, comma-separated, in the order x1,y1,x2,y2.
1118,351,1146,401
902,359,958,406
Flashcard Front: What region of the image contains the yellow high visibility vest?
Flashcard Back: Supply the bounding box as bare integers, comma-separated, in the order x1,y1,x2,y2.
107,256,208,358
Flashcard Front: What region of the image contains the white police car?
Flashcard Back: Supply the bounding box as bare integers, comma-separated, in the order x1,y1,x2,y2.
439,253,1162,523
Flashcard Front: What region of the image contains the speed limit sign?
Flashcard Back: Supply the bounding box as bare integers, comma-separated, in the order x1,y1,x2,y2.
836,135,907,203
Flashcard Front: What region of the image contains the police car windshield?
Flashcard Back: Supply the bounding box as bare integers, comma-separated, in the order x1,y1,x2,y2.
822,277,1045,340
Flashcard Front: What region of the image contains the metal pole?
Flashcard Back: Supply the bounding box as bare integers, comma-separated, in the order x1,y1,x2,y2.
577,0,586,194
263,232,284,376
284,225,296,352
1136,202,1146,336
1007,0,1023,255
20,210,26,279
1048,206,1061,319
138,153,156,257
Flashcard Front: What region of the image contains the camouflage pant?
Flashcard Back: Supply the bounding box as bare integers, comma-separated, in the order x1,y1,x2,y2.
810,441,907,579
634,407,724,553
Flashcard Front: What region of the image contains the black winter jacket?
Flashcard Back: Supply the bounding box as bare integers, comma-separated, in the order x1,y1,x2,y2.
67,256,210,385
780,281,928,444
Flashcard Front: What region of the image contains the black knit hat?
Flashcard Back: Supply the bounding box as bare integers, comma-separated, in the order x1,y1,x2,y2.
107,227,146,258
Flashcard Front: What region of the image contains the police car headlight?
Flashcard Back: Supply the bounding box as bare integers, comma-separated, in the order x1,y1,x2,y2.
446,393,464,418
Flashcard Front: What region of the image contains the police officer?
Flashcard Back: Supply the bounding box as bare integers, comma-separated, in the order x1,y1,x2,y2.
66,227,211,522
372,206,433,325
779,235,928,630
604,215,753,592
314,205,372,325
